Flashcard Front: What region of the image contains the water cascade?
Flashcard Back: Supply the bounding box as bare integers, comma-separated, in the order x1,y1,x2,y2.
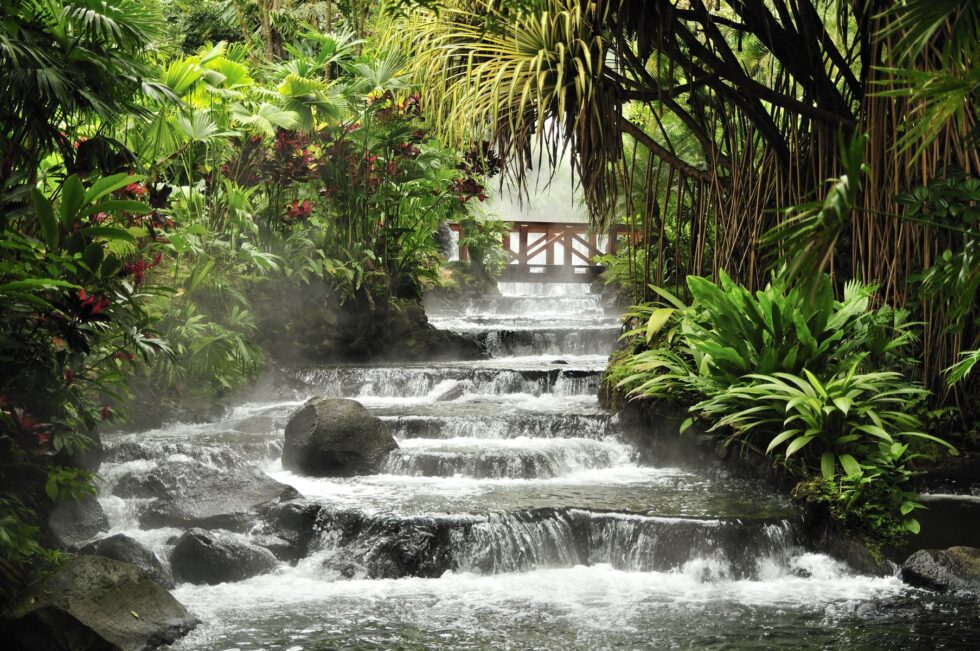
97,281,980,648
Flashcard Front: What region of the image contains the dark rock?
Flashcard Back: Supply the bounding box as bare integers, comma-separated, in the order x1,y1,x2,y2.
253,278,485,363
435,381,471,402
126,460,299,531
170,528,278,585
901,546,980,592
257,499,322,561
283,398,398,476
47,494,110,548
79,534,174,589
909,494,980,552
4,555,197,650
433,221,454,257
249,534,302,563
551,359,569,365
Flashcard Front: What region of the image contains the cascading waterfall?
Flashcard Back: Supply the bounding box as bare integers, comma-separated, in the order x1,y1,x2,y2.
93,279,979,649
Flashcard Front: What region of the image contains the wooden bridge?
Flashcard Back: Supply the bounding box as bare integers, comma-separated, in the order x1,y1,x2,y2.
450,222,627,283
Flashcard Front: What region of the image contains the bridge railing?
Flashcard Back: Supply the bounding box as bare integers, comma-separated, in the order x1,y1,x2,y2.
449,222,629,282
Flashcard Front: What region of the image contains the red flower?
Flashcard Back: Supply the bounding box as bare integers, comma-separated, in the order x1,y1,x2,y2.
75,289,110,318
64,368,74,385
101,405,110,420
120,254,163,287
286,199,313,221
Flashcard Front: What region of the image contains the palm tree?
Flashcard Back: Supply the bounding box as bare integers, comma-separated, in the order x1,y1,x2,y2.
0,0,171,182
385,0,978,397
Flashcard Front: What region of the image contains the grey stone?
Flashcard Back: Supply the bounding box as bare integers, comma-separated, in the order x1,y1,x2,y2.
170,528,278,585
283,398,398,476
79,534,174,589
901,546,980,592
124,460,299,531
47,494,109,548
4,555,197,650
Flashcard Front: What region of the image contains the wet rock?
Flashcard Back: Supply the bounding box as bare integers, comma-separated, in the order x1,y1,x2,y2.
79,534,174,589
47,494,110,548
170,528,278,585
257,499,322,561
433,220,454,256
435,380,471,402
901,546,980,592
253,278,484,363
131,461,299,531
283,398,398,476
3,555,197,650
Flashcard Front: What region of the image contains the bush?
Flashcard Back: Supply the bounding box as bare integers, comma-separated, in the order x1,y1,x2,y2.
615,271,955,542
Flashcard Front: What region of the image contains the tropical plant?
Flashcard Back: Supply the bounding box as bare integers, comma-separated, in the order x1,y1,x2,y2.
0,0,172,181
693,366,954,537
0,173,170,597
618,272,917,400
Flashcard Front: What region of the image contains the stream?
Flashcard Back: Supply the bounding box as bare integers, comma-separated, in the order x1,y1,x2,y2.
99,281,979,649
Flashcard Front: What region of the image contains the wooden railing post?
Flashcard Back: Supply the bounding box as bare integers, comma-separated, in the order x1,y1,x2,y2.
518,223,529,270
564,226,573,267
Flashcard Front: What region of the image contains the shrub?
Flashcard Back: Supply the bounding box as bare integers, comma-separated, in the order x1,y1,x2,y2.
615,271,954,542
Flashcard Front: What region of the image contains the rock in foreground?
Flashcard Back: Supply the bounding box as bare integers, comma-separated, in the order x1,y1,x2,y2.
47,493,109,548
283,397,397,476
170,528,278,585
79,534,174,589
901,546,980,592
4,555,197,650
130,461,299,531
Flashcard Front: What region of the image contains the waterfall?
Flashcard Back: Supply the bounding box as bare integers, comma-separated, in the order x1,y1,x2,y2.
92,279,976,649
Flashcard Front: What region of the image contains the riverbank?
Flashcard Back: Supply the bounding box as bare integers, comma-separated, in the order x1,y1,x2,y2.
599,371,980,573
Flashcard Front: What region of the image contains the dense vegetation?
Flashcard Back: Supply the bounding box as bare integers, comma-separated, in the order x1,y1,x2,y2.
385,0,977,546
0,0,503,601
0,0,976,605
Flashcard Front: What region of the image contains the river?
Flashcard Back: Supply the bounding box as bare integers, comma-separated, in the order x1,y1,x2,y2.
99,281,979,649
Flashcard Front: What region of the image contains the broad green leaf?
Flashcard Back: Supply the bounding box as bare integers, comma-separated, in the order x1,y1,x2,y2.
32,188,58,249
820,452,835,480
60,175,85,227
645,308,674,343
785,434,814,457
84,200,152,216
766,430,800,455
83,173,143,206
77,227,136,242
648,284,687,309
839,454,862,477
0,278,80,293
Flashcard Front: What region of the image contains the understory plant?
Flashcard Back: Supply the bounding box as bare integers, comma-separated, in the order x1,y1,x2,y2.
615,271,956,542
0,172,170,597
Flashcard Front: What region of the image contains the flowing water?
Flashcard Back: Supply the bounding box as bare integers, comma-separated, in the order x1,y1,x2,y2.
98,282,979,649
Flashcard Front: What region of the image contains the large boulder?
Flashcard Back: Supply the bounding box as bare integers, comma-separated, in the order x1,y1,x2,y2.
79,534,174,589
47,494,110,548
283,398,398,476
170,528,278,585
124,460,299,531
901,546,980,592
3,555,197,650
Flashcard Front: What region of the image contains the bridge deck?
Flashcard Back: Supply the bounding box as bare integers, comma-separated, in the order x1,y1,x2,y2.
450,221,626,283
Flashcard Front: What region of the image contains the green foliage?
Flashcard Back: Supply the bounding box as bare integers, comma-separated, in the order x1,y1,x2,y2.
759,133,868,297
1,173,169,599
615,271,953,542
619,272,916,400
0,0,171,175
